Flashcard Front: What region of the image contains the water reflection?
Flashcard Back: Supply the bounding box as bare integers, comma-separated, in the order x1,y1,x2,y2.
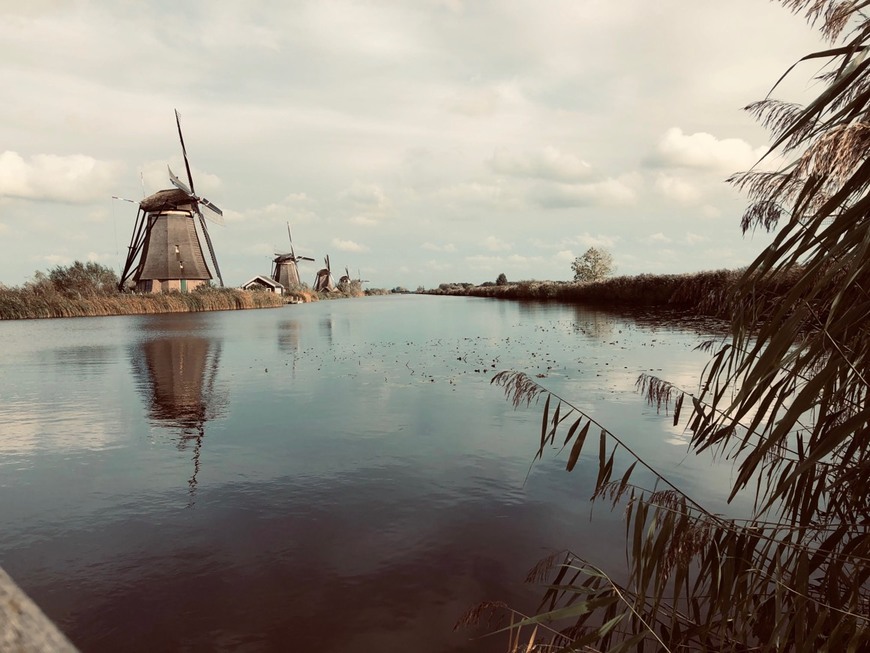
130,330,227,502
277,319,301,352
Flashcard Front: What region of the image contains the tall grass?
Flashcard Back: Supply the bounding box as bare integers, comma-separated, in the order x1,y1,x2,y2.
0,286,283,320
425,269,794,319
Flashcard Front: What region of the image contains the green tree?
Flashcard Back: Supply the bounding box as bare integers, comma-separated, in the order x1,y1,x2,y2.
571,247,614,281
496,272,508,286
475,3,870,650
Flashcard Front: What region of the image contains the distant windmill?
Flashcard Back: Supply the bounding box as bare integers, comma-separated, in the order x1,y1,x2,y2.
338,266,368,288
272,222,314,288
338,266,351,286
118,110,224,293
313,255,337,292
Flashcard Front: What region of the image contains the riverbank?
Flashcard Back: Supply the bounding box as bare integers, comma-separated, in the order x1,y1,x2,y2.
424,268,801,319
0,287,284,320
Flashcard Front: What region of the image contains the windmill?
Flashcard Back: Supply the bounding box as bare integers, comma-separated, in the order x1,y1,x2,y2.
338,266,351,286
312,255,337,292
118,110,225,293
338,266,368,288
272,222,314,289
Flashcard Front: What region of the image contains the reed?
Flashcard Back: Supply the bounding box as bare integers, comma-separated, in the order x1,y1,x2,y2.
424,268,807,319
0,286,283,320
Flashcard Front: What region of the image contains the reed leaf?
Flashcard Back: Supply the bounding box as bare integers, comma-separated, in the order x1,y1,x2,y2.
471,4,870,650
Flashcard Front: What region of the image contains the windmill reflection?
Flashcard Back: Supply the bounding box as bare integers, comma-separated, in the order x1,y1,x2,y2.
278,320,301,353
131,331,227,504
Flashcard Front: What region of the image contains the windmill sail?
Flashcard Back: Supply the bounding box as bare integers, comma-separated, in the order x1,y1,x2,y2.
272,222,314,289
118,111,225,292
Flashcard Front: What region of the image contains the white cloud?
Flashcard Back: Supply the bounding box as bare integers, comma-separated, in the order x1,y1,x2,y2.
555,249,575,262
654,173,701,204
530,178,636,208
447,87,501,117
560,233,619,249
648,232,672,243
437,181,519,209
685,232,707,244
700,204,721,219
490,146,592,182
483,236,511,251
465,255,502,269
340,181,392,224
422,242,457,252
0,151,123,203
654,127,766,173
332,238,368,252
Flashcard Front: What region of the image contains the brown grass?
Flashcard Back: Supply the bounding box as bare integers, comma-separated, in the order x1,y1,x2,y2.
423,269,802,319
0,287,284,320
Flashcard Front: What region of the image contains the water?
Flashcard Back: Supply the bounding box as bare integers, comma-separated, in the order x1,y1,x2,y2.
0,296,735,651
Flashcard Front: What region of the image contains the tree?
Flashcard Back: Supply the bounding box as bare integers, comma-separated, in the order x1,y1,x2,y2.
496,272,508,286
473,3,870,650
571,247,614,282
47,261,119,297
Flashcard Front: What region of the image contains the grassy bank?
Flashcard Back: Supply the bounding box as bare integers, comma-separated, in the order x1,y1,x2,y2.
424,268,803,319
0,286,284,320
281,281,391,303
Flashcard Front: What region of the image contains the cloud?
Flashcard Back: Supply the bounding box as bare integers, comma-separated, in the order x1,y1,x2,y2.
648,232,672,243
465,255,502,269
332,238,368,252
653,127,766,173
530,178,635,208
422,242,457,252
555,249,575,262
340,181,392,224
222,193,320,225
447,87,501,117
654,173,701,204
0,151,123,203
684,232,707,244
490,146,592,182
560,233,618,249
483,236,511,251
437,181,519,209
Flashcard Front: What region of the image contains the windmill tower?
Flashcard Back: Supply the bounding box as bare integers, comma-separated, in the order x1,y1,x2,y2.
272,222,314,289
312,255,337,292
118,110,225,293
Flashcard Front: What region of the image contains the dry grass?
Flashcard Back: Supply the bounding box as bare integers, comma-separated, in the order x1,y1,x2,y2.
425,268,808,320
0,287,283,320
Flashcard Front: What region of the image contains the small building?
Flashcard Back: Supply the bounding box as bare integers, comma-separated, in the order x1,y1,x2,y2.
241,275,284,295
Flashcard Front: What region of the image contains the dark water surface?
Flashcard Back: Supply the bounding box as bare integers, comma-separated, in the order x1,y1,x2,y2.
0,296,735,651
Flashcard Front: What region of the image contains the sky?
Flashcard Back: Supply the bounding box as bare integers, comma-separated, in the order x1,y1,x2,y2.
0,0,826,290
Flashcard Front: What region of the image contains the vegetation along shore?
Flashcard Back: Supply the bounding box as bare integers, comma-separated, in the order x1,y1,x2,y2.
0,262,284,320
425,266,804,321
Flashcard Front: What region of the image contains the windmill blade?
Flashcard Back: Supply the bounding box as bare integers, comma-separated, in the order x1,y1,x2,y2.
175,109,196,195
200,196,223,216
168,166,192,195
199,198,224,225
299,256,315,262
195,208,224,287
286,222,296,259
112,196,137,204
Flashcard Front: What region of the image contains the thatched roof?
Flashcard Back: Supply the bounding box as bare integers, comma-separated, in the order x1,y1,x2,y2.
139,188,194,213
